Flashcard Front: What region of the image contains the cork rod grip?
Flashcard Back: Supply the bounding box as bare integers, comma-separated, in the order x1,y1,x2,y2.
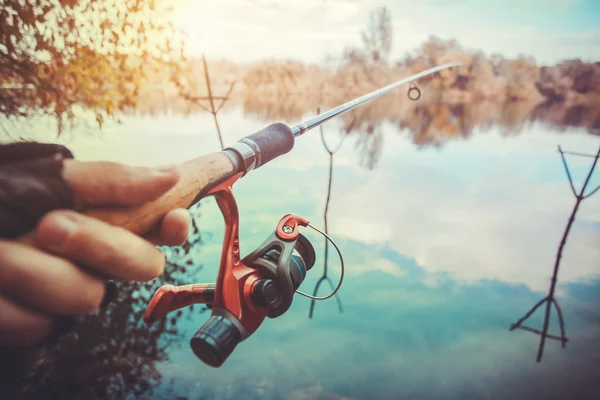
83,152,235,236
13,151,235,247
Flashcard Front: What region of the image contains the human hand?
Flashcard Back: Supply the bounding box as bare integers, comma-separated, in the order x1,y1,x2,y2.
0,159,191,346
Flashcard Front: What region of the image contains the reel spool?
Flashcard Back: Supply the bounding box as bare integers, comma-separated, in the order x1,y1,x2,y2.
190,224,318,367
144,174,344,368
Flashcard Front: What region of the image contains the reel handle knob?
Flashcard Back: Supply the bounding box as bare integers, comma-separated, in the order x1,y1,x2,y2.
190,315,241,368
250,278,279,308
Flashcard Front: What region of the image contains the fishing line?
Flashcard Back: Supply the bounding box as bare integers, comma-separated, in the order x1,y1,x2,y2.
295,223,345,301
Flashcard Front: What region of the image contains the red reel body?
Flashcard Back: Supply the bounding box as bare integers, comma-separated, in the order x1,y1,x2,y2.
143,173,315,367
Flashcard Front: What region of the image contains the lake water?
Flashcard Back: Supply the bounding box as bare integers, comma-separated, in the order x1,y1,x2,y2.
4,102,600,399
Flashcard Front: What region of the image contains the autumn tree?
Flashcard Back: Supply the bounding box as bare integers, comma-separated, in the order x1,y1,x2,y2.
497,55,543,102
467,51,504,99
0,0,184,135
241,60,308,95
343,6,392,66
537,59,600,101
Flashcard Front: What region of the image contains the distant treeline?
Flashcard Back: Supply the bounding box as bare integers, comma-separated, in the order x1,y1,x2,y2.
133,36,600,148
139,35,600,103
133,6,600,139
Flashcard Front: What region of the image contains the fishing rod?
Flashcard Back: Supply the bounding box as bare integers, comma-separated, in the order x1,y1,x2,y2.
141,61,464,368
17,61,463,368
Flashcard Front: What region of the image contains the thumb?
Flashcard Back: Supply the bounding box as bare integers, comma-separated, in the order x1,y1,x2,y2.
62,160,181,207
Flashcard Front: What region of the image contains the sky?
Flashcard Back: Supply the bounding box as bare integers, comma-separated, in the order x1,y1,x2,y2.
172,0,600,66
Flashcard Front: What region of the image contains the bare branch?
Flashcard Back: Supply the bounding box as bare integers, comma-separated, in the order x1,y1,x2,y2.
558,145,578,197
512,325,568,342
551,297,568,348
510,144,599,362
201,55,217,115
583,184,600,199
187,96,229,101
561,150,598,158
581,146,600,199
215,81,237,114
309,107,344,319
187,99,211,113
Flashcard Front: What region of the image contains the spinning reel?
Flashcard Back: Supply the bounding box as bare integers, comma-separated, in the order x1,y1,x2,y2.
143,172,344,367
140,62,462,368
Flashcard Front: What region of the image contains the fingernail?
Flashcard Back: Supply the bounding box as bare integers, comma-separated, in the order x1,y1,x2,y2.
40,213,77,249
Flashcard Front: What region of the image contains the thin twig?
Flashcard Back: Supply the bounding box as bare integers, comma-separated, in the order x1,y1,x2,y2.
551,297,568,348
176,55,235,149
560,150,598,158
577,146,600,196
215,82,236,114
184,98,211,113
536,146,599,361
202,55,217,116
509,297,547,330
583,184,600,199
201,55,225,150
210,111,224,150
558,145,578,198
582,149,600,199
186,96,229,101
512,325,567,342
309,107,344,319
510,144,600,363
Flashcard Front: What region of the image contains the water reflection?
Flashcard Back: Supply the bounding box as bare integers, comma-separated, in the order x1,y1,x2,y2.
137,113,597,399
510,146,600,362
308,108,345,319
135,85,599,167
2,102,599,400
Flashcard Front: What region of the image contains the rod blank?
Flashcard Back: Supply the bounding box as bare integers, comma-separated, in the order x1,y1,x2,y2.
290,62,464,137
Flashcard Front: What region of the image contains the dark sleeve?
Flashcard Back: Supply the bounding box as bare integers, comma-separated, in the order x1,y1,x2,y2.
0,142,74,167
0,142,76,239
0,142,79,385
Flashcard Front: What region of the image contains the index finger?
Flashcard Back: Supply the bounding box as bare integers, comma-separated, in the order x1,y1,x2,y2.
62,160,180,207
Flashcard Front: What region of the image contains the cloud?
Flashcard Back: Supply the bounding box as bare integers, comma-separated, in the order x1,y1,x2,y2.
158,261,600,400
171,0,600,65
327,124,600,293
347,258,407,278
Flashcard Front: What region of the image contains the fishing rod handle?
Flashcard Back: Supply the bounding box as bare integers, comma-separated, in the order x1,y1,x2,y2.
11,123,294,241
82,152,236,236
78,122,294,235
7,152,234,244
